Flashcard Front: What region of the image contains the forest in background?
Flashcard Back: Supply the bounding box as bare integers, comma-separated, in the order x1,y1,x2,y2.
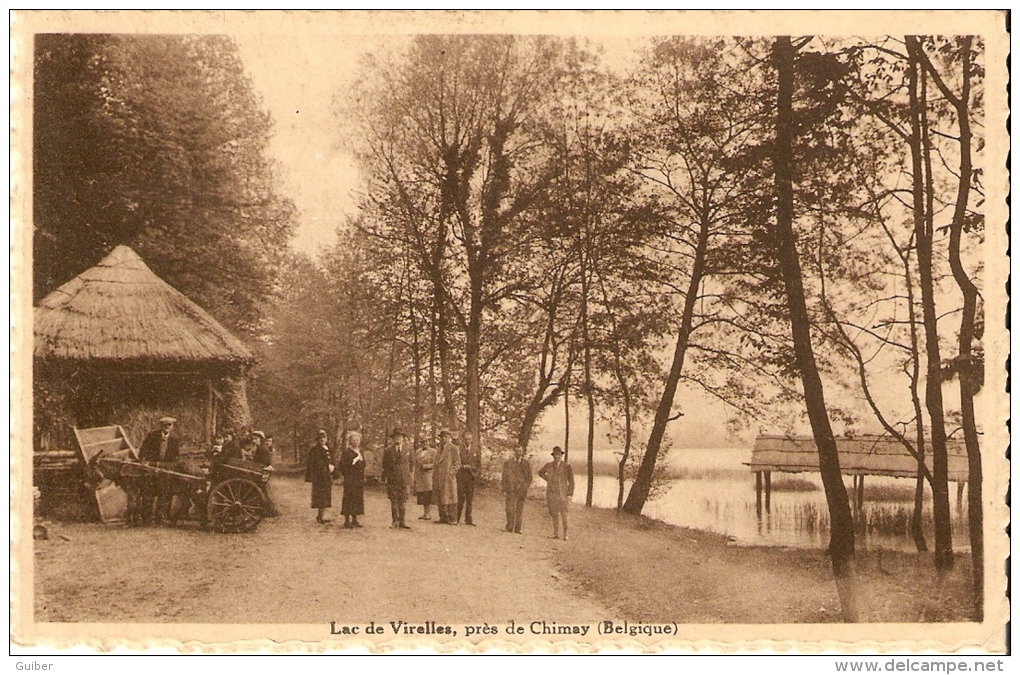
34,33,986,621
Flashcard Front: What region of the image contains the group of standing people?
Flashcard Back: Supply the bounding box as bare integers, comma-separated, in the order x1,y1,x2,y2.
305,428,367,528
305,426,574,539
411,427,476,526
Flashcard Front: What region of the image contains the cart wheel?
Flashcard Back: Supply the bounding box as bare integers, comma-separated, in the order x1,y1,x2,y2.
206,478,265,533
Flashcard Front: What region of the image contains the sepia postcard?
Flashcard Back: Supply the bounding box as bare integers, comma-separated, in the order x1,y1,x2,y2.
10,10,1010,655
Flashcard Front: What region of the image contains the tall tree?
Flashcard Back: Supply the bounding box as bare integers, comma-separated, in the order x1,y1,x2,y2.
34,34,295,335
903,36,956,571
771,36,859,621
913,35,984,614
623,38,767,514
351,36,571,459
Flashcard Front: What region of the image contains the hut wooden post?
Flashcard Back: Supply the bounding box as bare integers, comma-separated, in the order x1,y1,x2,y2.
755,471,763,518
764,470,772,513
205,379,215,446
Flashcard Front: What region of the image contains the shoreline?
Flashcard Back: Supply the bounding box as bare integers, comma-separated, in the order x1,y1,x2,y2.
550,499,977,623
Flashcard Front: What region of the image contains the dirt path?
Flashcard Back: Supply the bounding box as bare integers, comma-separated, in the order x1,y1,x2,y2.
34,476,608,624
32,475,974,627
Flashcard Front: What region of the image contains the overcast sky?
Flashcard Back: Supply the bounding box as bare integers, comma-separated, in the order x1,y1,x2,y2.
234,34,381,255
235,33,646,257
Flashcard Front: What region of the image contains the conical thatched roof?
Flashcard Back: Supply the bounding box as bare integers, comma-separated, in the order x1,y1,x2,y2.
35,245,254,365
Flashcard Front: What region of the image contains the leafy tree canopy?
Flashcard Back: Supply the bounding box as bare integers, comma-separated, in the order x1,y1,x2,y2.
34,34,295,336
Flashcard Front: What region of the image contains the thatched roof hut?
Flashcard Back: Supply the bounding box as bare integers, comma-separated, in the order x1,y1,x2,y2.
34,246,255,465
35,245,253,366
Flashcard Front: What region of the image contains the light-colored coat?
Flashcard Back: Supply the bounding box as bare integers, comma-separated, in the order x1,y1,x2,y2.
413,446,435,494
433,439,460,505
538,460,574,507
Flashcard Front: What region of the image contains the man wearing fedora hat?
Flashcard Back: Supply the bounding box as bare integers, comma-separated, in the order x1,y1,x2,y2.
138,416,181,524
382,428,413,529
538,446,574,540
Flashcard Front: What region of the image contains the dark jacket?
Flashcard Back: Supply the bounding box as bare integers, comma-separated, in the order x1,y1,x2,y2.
219,438,242,463
253,443,273,467
139,429,181,464
458,442,476,476
339,448,366,515
305,442,333,509
382,444,413,500
502,457,533,497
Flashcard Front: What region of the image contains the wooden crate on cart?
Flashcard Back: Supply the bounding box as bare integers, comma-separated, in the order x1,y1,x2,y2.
73,425,137,523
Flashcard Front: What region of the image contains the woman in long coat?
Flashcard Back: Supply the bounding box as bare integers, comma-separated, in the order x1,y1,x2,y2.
414,441,436,520
338,431,366,528
305,430,334,523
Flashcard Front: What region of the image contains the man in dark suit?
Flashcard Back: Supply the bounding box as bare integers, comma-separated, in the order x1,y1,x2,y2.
382,428,413,529
502,444,532,534
138,416,181,524
456,433,477,526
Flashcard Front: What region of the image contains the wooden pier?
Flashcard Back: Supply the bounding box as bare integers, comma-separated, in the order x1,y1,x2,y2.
748,434,969,516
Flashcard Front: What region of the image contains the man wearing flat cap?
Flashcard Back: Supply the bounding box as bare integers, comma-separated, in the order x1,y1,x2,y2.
139,416,182,524
538,446,574,540
382,428,413,529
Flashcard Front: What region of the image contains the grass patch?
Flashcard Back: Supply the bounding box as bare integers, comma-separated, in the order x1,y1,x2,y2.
770,477,820,492
860,482,918,502
554,503,978,623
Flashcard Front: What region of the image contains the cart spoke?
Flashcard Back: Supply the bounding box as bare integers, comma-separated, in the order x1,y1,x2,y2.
205,477,265,533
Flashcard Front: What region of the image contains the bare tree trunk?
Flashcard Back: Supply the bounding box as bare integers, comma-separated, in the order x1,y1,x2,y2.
435,292,457,427
772,36,858,622
918,35,981,616
563,358,571,462
905,250,929,553
622,214,709,515
428,295,439,444
580,241,595,507
466,272,482,463
409,281,424,450
614,346,633,512
906,36,954,571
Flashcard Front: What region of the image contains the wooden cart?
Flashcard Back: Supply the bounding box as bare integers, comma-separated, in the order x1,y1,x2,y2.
77,425,270,533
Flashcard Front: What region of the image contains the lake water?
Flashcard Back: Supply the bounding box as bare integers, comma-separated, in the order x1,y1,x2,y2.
567,447,969,552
